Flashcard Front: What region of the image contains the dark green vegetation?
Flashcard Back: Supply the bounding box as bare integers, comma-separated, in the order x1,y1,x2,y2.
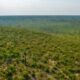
0,16,80,34
0,27,80,80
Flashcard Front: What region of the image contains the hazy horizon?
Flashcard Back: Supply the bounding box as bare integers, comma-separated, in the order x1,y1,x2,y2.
0,0,80,15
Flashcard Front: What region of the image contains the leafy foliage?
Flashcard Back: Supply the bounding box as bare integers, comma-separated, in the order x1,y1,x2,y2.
0,27,80,80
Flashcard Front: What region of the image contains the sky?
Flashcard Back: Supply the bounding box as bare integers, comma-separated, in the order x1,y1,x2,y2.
0,0,80,15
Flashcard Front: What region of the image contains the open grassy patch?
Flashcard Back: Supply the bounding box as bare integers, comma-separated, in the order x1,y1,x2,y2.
0,27,80,80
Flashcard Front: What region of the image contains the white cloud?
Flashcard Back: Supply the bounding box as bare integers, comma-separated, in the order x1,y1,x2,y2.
0,0,80,15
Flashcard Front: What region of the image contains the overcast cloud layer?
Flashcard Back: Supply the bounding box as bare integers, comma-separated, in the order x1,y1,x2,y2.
0,0,80,15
